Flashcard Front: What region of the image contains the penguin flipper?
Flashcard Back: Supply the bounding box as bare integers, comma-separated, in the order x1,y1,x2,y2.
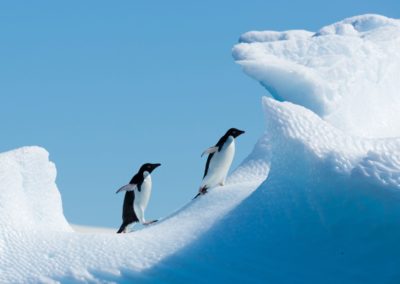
116,183,137,194
201,146,218,157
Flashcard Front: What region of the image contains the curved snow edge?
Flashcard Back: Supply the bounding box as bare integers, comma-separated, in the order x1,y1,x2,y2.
0,146,72,232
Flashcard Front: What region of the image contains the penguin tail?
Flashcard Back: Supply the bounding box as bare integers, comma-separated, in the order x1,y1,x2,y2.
117,222,129,234
193,193,201,200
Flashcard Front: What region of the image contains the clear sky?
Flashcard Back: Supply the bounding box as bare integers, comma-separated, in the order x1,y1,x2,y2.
1,1,399,228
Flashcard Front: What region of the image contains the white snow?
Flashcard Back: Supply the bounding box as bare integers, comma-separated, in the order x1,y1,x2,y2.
233,14,400,138
71,224,116,234
0,146,268,283
0,146,71,233
147,97,400,283
1,14,400,283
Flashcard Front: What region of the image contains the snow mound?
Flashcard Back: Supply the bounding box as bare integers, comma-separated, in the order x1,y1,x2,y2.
0,145,268,283
146,97,400,283
0,147,71,232
233,14,400,138
261,97,400,189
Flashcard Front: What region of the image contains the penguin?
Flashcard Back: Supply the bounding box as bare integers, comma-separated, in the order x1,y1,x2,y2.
115,163,161,233
194,128,245,199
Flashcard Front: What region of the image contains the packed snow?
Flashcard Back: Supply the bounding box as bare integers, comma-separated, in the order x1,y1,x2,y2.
233,14,400,138
0,147,71,233
1,14,400,283
147,97,400,283
0,146,268,283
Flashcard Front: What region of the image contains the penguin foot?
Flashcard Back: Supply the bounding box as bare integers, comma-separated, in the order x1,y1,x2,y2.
193,187,208,199
143,220,158,226
199,187,208,195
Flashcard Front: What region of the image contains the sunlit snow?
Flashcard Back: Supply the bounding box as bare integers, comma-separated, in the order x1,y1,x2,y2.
1,14,400,283
233,14,400,138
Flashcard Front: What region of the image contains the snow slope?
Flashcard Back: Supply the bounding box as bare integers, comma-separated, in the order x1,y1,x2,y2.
148,97,400,283
71,224,116,234
1,14,400,283
0,145,269,283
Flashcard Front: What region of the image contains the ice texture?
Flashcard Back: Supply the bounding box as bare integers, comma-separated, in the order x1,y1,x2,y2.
0,147,71,232
233,14,400,138
145,97,400,283
0,146,268,283
1,14,400,283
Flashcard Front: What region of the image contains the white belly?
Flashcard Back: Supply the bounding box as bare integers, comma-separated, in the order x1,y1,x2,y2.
201,136,235,189
134,172,152,223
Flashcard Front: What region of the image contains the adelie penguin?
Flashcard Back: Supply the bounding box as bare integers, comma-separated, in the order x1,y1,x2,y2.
115,163,161,233
194,128,245,199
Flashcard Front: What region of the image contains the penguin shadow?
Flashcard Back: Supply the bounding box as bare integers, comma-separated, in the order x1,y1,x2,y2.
123,220,159,233
125,190,214,233
156,188,217,222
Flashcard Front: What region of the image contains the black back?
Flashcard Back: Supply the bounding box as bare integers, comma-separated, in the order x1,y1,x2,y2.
203,135,227,178
118,191,140,232
117,172,146,233
122,191,139,224
129,172,144,192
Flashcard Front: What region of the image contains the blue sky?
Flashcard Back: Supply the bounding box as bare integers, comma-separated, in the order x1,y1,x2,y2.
1,1,399,228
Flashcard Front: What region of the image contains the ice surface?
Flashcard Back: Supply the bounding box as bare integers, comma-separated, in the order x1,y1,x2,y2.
1,14,400,283
71,224,116,234
145,98,400,283
0,145,268,283
233,14,400,138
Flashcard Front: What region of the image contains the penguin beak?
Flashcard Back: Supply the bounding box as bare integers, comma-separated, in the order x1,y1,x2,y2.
238,130,245,136
153,163,161,169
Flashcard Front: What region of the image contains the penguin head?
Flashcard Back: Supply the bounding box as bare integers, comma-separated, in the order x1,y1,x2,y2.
140,163,161,174
226,128,245,138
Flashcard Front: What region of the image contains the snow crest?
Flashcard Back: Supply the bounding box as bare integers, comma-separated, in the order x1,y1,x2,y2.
233,14,400,138
261,97,400,189
145,97,400,283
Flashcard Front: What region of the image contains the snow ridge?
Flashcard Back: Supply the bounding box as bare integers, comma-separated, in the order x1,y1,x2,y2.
143,96,400,283
233,14,400,138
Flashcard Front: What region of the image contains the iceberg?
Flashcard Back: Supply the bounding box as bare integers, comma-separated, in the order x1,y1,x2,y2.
1,14,400,283
233,14,400,138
